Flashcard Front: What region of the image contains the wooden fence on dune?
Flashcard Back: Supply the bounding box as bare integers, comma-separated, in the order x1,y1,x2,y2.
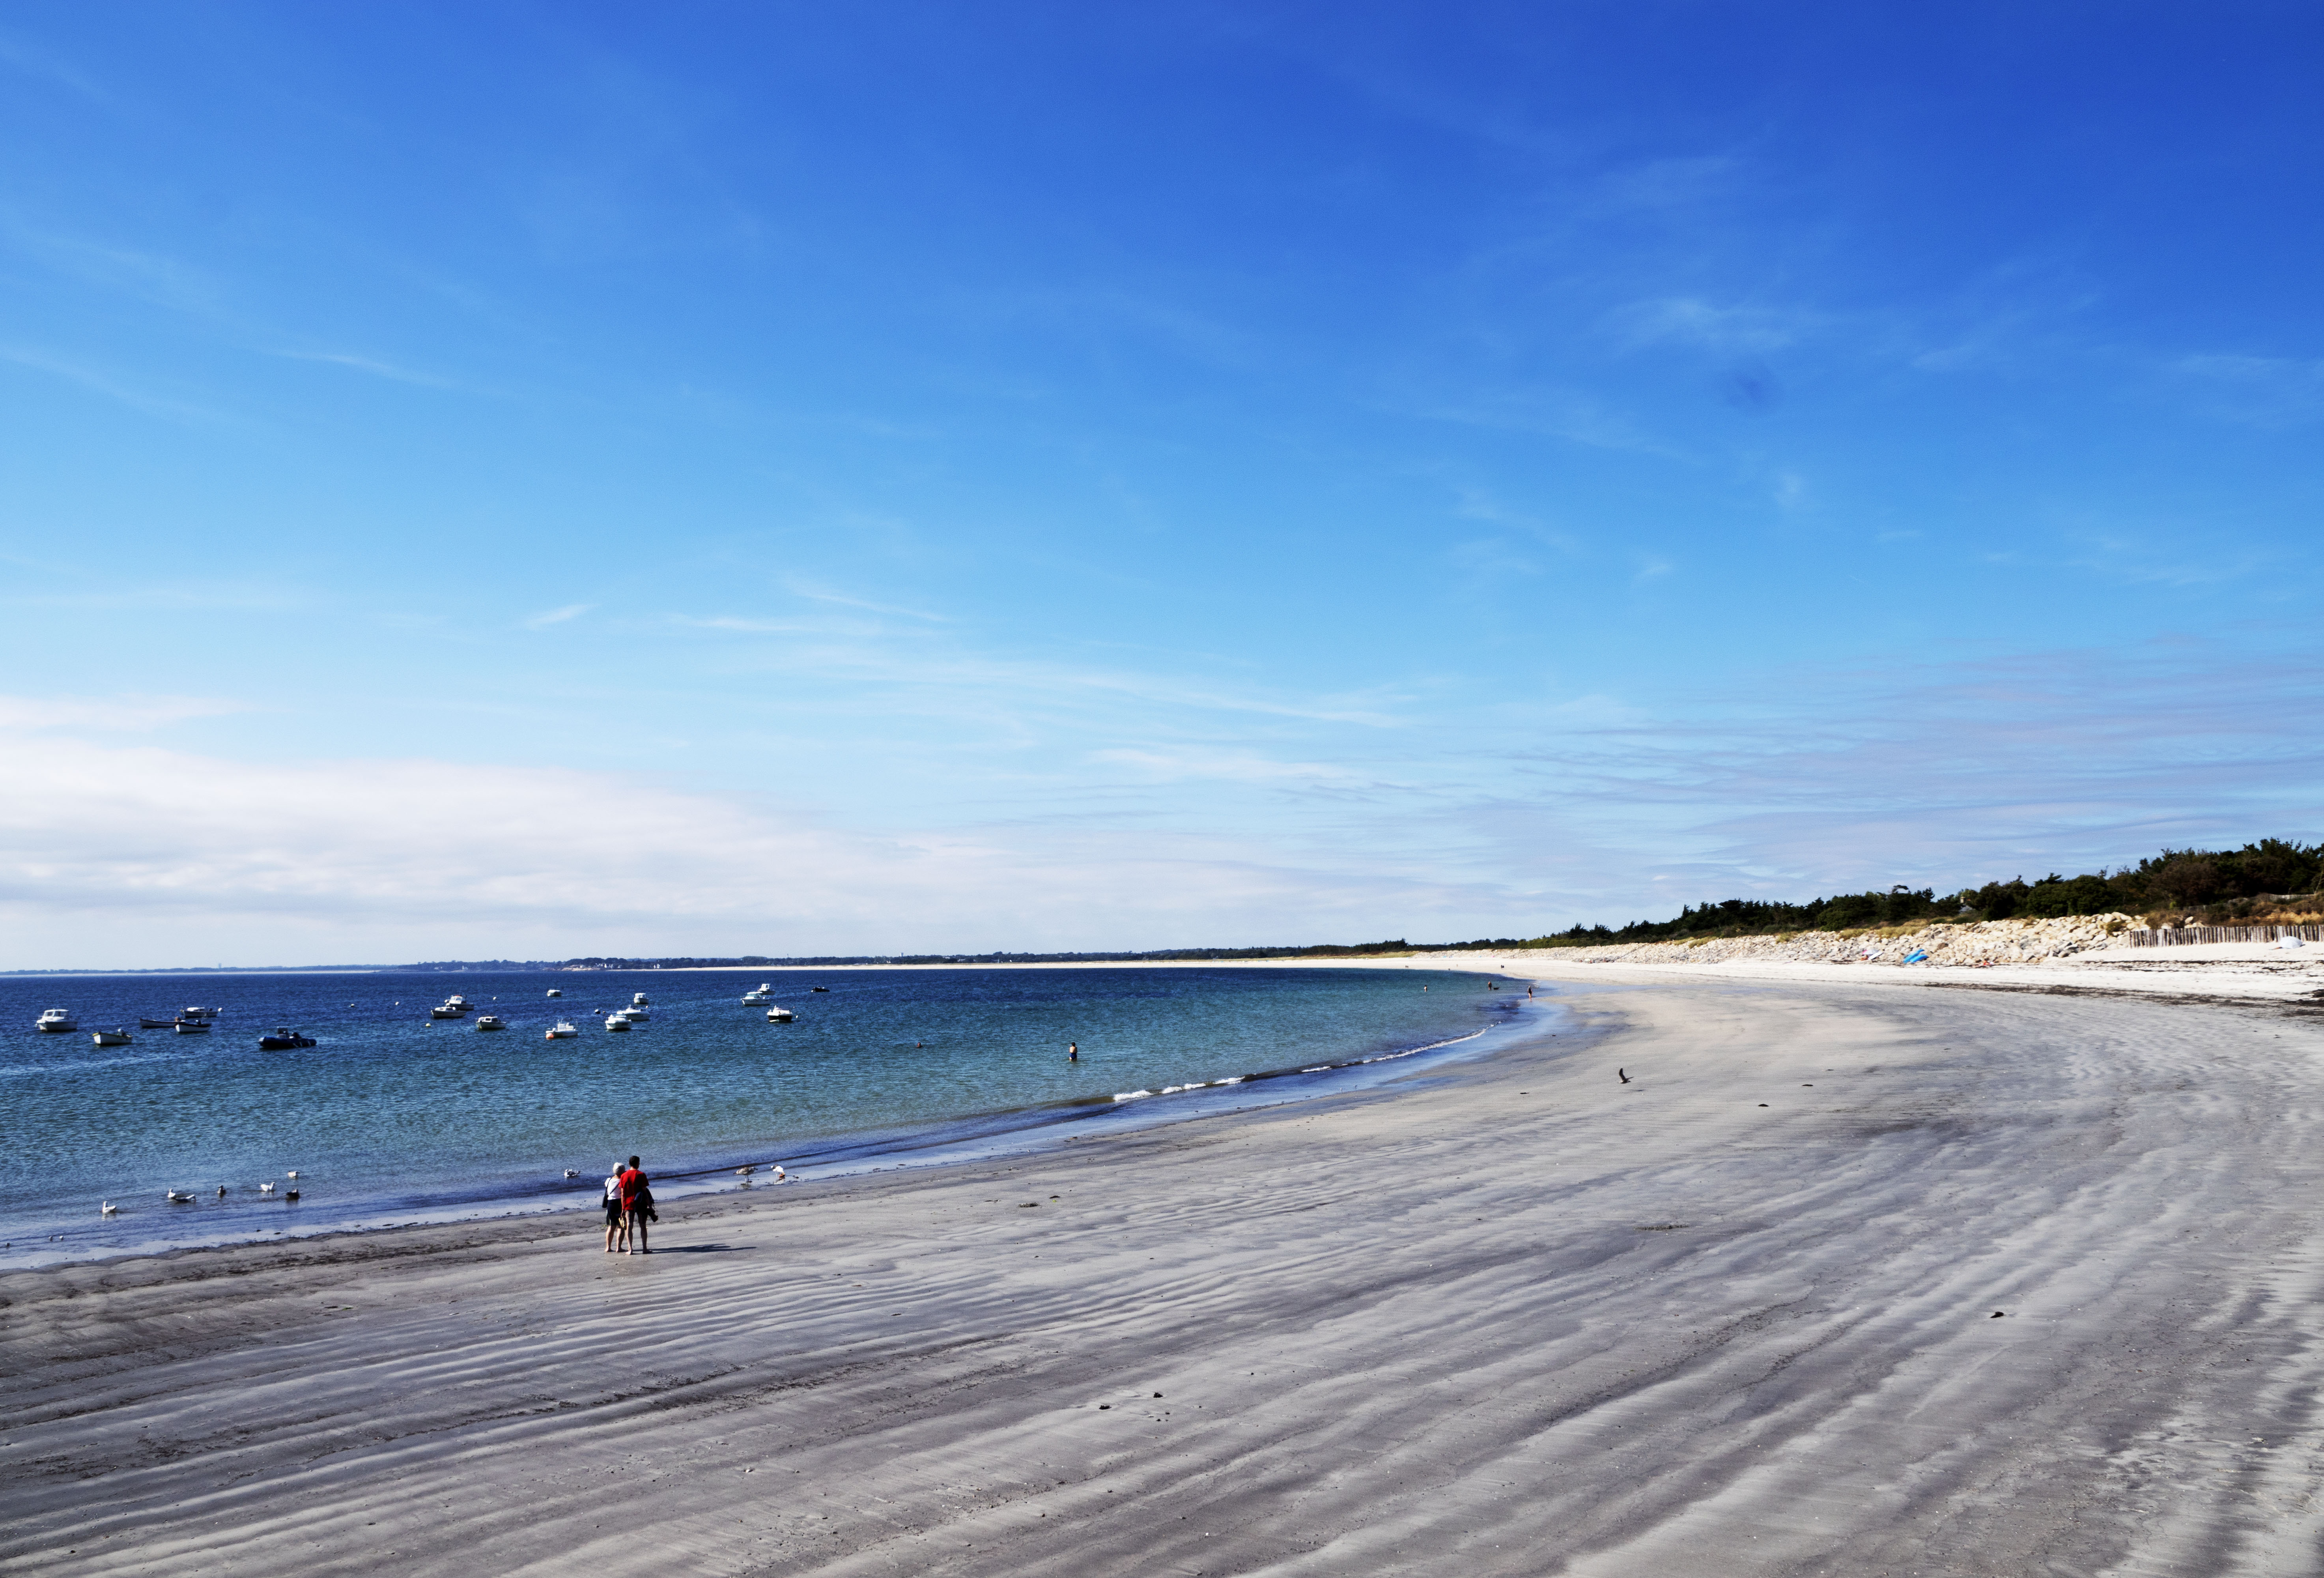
2127,923,2324,947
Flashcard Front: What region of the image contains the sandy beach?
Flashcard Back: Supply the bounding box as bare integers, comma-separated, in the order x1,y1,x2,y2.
9,967,2324,1576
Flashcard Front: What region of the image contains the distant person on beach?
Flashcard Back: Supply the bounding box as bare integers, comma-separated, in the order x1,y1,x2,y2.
1067,1042,1078,1062
619,1155,653,1255
602,1163,628,1253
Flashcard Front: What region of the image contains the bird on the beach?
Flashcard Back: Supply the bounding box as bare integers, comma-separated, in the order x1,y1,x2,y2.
735,1164,755,1176
101,1201,119,1216
285,1190,301,1202
1618,1068,1631,1084
563,1169,579,1178
286,1170,299,1179
217,1185,228,1198
260,1182,275,1194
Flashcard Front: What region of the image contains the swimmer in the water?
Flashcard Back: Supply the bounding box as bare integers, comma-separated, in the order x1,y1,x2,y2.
1068,1041,1078,1062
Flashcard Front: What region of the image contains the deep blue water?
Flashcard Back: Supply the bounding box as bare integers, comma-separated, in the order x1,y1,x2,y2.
1,965,1540,1267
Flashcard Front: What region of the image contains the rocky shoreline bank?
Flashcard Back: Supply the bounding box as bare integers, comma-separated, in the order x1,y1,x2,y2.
1547,912,2136,968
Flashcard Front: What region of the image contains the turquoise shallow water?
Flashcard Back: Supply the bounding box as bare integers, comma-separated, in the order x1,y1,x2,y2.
2,965,1541,1266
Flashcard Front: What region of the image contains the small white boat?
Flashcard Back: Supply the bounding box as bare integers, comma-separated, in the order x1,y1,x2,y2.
174,1020,211,1034
546,1020,579,1040
181,1006,220,1019
474,1014,506,1032
35,1008,77,1033
605,1015,632,1032
766,1006,796,1023
546,988,564,998
741,983,773,1004
615,1005,650,1023
446,994,471,1010
430,1001,468,1019
631,991,650,1007
91,1028,133,1047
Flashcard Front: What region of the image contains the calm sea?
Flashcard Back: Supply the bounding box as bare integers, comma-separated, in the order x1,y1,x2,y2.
2,965,1543,1267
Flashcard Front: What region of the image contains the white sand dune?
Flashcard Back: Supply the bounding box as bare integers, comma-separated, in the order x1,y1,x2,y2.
7,974,2324,1574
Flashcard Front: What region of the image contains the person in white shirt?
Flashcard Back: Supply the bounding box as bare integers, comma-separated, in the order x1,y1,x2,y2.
602,1164,628,1253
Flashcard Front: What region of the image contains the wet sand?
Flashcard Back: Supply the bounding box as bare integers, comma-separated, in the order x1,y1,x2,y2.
7,976,2324,1575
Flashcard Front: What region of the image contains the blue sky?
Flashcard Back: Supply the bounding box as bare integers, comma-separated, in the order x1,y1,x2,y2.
3,2,2320,965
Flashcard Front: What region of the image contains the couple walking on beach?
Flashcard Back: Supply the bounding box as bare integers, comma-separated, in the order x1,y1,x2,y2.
602,1156,655,1254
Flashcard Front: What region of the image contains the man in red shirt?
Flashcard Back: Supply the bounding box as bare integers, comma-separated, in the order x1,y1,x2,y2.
618,1155,652,1255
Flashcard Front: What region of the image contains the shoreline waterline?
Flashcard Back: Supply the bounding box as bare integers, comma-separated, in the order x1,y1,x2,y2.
5,963,1543,1271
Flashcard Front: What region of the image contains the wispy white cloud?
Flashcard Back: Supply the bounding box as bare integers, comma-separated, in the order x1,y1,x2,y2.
1093,749,1356,784
0,346,236,425
275,349,461,390
0,216,217,315
0,694,245,731
524,604,595,629
1609,296,1820,355
780,580,951,623
0,29,111,102
0,738,1495,964
2169,353,2324,429
1415,387,1681,458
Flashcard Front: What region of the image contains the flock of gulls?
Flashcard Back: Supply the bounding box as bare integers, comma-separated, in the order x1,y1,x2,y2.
110,1171,301,1216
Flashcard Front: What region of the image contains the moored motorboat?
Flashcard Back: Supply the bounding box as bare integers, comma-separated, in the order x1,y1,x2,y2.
741,983,773,1004
430,1000,468,1019
474,1014,506,1032
545,1020,579,1040
139,1017,179,1029
91,1028,133,1047
181,1006,220,1019
811,986,829,993
605,1015,632,1032
258,1028,317,1050
631,991,650,1006
35,1008,77,1032
766,1005,796,1022
175,1020,212,1034
546,988,563,998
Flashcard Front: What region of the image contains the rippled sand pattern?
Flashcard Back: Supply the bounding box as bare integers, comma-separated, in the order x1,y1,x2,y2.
6,980,2323,1575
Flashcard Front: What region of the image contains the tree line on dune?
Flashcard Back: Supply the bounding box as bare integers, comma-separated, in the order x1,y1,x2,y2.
389,839,2321,973
1538,838,2324,946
